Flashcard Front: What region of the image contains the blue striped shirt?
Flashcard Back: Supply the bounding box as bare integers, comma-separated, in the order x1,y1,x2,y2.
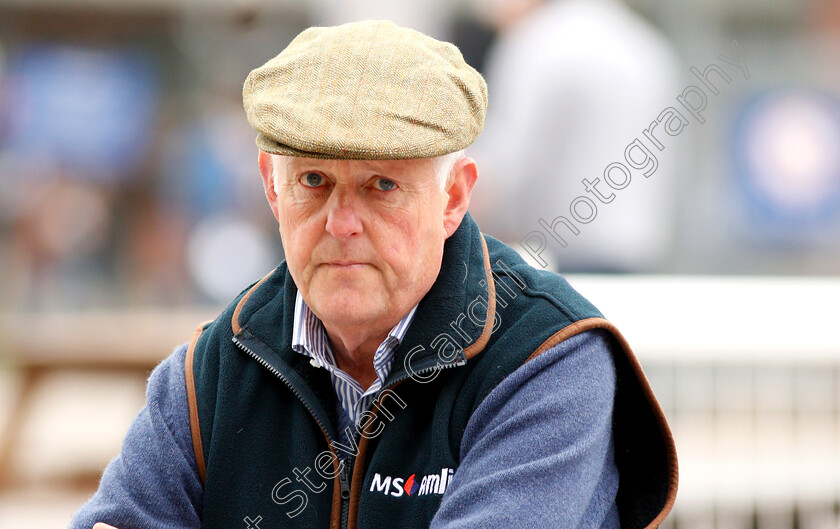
291,292,417,440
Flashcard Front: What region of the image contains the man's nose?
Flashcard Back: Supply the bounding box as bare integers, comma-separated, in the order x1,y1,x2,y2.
324,189,363,240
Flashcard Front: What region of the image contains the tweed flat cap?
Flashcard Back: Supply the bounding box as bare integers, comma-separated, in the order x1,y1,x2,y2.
243,20,488,159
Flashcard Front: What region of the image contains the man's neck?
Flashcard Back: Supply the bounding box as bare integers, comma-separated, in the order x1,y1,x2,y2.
324,326,390,390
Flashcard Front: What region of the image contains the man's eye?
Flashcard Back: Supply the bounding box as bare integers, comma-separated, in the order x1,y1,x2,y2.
301,172,326,188
373,178,397,191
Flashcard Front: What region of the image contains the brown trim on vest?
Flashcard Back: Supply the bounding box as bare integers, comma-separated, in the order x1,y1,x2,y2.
328,447,342,529
231,270,275,335
524,316,678,529
347,383,406,529
462,233,497,360
348,429,368,529
184,321,213,485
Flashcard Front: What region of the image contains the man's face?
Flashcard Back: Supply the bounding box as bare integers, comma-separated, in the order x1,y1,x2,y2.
265,155,459,331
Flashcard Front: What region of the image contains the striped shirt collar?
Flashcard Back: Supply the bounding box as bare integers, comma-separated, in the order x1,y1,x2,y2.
291,292,417,428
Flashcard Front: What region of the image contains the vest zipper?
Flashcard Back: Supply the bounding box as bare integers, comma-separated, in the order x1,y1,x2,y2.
383,356,467,390
233,333,334,437
234,331,353,528
335,359,467,528
339,457,352,528
235,329,469,529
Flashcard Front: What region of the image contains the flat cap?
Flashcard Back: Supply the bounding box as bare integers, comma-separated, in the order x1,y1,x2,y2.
243,20,488,159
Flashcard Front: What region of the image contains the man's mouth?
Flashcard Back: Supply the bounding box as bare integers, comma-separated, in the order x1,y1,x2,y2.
327,261,367,268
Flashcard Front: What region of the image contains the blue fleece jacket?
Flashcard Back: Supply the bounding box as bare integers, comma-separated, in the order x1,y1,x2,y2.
69,329,620,529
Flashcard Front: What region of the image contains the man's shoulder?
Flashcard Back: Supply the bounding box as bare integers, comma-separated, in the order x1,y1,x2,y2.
483,234,604,322
187,263,292,372
452,235,611,400
200,263,290,338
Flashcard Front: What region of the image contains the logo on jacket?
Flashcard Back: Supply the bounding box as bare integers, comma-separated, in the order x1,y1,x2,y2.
369,468,455,497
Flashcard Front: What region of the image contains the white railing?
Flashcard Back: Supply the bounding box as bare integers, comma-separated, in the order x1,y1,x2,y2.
567,275,840,529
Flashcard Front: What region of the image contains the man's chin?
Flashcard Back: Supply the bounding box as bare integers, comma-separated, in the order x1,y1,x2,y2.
309,291,385,325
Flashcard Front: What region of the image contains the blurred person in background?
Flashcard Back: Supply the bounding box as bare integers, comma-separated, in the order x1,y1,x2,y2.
0,44,174,308
70,20,675,529
307,0,453,39
469,0,682,273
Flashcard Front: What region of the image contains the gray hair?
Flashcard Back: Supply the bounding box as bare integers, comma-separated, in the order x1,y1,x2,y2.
271,150,466,193
431,149,466,190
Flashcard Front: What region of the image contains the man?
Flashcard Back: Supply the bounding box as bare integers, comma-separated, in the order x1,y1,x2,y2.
72,20,676,529
469,0,681,273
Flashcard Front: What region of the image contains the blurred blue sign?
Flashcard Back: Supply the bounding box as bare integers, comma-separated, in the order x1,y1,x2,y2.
732,89,840,225
2,45,158,181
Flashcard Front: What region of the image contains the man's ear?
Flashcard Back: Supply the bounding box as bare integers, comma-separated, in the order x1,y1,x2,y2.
443,157,479,238
258,150,281,223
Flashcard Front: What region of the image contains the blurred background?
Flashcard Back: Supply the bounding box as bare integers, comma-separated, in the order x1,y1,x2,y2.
0,0,838,527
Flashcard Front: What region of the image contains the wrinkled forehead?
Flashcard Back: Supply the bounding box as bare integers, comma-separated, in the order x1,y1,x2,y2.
281,156,435,179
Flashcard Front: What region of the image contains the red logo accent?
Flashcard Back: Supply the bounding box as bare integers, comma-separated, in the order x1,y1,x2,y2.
404,474,416,496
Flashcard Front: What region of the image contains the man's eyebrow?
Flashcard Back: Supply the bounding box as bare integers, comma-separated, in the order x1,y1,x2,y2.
285,160,324,171
286,160,409,177
283,161,329,178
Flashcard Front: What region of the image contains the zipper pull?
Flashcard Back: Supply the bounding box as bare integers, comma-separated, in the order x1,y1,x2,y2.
339,460,351,500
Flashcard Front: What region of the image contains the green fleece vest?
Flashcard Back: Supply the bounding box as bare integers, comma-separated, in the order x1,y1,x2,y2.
185,215,677,529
